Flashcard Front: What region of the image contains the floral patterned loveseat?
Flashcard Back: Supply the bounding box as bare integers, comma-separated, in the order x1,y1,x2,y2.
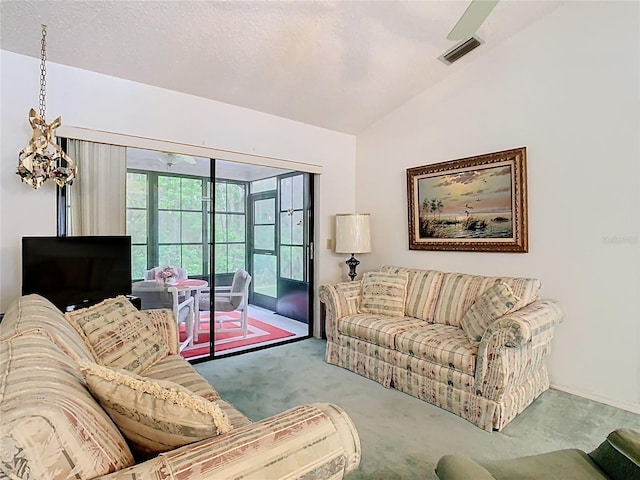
0,294,360,480
319,265,564,431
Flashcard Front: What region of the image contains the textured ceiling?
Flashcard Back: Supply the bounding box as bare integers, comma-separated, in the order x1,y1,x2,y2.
0,1,560,134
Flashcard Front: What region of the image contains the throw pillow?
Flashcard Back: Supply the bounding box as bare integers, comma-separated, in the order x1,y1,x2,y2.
461,282,520,342
358,271,408,317
79,361,232,455
65,296,168,374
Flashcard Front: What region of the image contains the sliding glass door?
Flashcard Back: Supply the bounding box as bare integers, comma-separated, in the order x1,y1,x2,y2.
61,144,315,362
250,188,278,311
246,173,313,323
276,173,312,323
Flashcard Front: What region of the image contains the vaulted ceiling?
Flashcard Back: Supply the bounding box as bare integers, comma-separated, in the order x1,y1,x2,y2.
0,1,560,134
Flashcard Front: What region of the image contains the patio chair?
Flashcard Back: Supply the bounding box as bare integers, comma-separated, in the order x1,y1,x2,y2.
131,280,195,352
198,269,252,338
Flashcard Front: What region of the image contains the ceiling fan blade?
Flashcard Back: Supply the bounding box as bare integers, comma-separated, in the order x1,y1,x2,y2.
447,0,499,41
175,154,196,165
159,152,197,165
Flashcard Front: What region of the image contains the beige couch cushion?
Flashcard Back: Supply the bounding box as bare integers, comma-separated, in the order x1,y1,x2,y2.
143,308,180,355
79,361,232,455
381,266,444,322
432,272,541,327
339,314,426,349
143,353,220,401
461,282,520,342
394,324,478,375
65,296,169,373
358,271,408,317
142,356,254,436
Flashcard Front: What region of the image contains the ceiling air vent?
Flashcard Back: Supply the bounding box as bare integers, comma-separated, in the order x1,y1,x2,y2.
439,36,483,65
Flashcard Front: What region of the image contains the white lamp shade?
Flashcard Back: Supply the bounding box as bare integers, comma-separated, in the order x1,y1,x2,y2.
335,214,372,254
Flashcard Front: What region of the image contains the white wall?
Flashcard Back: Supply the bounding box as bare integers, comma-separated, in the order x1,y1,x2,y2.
356,1,640,412
0,50,357,335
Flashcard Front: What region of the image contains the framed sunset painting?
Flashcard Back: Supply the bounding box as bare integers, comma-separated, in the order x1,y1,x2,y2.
407,147,528,252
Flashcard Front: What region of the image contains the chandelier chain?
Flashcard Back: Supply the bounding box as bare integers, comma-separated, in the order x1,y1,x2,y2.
38,24,47,122
17,23,77,189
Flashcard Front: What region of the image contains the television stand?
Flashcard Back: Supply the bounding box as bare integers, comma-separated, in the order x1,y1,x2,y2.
64,299,102,313
63,295,141,313
126,295,142,310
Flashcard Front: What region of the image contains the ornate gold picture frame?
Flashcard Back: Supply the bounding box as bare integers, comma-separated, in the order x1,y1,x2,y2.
407,147,528,252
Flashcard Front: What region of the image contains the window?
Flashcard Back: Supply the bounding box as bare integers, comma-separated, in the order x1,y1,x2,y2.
251,177,277,194
279,174,305,281
126,171,210,280
126,172,149,280
158,175,206,276
214,181,246,274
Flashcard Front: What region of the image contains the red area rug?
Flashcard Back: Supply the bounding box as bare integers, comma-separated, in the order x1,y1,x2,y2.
179,311,296,359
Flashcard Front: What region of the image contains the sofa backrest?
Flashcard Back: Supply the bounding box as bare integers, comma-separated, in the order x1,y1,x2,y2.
380,266,541,327
0,294,94,360
432,272,541,327
0,295,135,479
380,265,444,322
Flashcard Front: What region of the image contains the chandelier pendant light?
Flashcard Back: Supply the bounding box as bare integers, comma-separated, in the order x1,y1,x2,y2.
17,24,76,189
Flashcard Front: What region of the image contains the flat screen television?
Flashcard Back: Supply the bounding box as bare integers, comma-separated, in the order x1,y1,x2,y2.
22,235,132,312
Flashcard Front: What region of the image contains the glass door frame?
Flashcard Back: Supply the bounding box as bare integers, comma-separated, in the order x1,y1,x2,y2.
248,189,278,311
275,172,314,327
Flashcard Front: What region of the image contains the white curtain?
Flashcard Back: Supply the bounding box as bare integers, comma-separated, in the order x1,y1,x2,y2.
67,140,127,235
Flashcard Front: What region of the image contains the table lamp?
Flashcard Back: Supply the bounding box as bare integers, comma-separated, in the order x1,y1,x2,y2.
335,213,372,281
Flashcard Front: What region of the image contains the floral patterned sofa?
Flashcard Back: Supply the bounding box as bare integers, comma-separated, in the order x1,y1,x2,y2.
0,294,361,480
319,265,564,431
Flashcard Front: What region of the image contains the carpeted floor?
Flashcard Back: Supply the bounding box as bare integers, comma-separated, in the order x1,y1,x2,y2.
195,338,640,480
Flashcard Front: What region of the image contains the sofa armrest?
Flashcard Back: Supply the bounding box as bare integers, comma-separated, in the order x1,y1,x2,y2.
319,281,362,341
92,402,360,480
435,455,497,480
481,299,564,348
475,300,564,400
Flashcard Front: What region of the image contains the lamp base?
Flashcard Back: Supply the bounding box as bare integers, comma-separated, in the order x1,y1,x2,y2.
345,254,360,281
